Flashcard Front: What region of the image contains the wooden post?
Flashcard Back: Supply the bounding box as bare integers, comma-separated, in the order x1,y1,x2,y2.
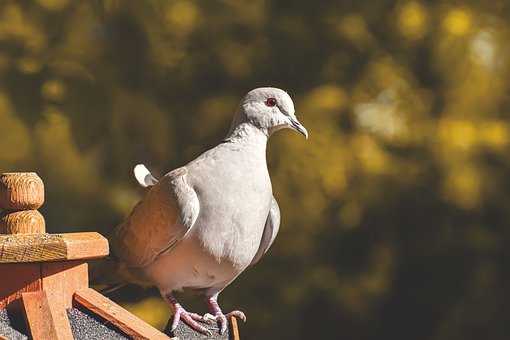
0,172,45,234
0,172,74,339
230,316,241,340
0,173,46,313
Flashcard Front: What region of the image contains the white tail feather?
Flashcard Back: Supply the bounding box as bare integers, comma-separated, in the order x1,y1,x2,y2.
133,164,158,187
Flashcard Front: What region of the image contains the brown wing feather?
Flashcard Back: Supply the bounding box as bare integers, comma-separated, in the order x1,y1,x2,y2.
112,167,199,268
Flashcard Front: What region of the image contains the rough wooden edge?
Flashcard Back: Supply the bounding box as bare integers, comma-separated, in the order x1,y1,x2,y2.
41,261,88,340
229,316,241,340
62,233,110,260
20,291,62,340
74,288,170,340
0,232,109,263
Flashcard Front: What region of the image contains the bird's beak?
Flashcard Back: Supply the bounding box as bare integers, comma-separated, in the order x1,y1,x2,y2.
289,116,308,139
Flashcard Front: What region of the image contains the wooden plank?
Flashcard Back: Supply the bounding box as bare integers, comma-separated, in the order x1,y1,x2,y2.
62,232,110,260
42,261,88,309
40,261,88,339
0,263,41,310
0,232,109,263
0,172,44,210
46,301,74,340
230,316,241,340
20,291,59,340
0,210,46,234
74,288,170,340
0,234,65,262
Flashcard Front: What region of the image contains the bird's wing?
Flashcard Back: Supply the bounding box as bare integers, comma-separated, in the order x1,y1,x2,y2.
112,167,199,268
249,196,280,267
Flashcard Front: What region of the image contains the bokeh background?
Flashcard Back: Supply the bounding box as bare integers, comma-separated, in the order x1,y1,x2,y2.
1,0,510,339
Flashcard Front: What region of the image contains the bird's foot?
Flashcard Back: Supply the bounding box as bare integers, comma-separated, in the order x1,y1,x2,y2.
206,296,247,334
171,307,212,335
165,294,212,336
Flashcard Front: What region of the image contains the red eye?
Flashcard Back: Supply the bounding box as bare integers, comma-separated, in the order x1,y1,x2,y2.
265,98,277,107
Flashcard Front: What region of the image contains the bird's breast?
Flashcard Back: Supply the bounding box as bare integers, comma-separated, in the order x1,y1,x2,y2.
189,154,272,269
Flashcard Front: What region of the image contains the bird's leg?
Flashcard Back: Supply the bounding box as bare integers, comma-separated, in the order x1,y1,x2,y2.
163,293,212,336
204,294,247,335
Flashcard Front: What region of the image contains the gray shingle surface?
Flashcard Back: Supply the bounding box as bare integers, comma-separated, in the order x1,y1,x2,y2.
165,318,232,340
0,309,28,340
68,307,129,340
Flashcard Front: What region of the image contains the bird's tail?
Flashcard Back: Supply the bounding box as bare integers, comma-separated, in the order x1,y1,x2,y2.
91,164,158,295
90,256,151,296
89,255,126,296
99,282,127,295
134,164,158,187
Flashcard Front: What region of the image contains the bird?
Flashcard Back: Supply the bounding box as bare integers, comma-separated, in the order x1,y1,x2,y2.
109,87,308,335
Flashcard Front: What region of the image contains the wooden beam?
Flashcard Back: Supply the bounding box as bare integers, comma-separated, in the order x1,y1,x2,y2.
42,261,88,309
62,233,110,260
74,288,170,340
20,291,60,340
0,232,109,263
230,316,241,340
40,261,88,339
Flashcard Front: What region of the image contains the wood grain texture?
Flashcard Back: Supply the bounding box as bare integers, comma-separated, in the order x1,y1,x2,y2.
0,173,44,210
230,316,240,340
40,262,86,340
21,291,61,340
0,232,109,263
74,288,170,340
0,263,42,310
0,210,46,234
42,261,88,309
62,232,110,260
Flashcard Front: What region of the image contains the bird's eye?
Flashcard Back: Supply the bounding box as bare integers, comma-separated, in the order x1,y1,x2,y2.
265,98,277,107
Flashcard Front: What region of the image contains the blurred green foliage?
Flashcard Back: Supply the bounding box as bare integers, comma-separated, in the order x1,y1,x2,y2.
1,0,510,339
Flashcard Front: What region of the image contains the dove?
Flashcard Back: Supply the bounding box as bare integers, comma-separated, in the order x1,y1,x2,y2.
110,87,308,335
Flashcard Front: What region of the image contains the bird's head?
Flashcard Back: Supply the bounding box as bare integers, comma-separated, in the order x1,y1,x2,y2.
236,87,308,139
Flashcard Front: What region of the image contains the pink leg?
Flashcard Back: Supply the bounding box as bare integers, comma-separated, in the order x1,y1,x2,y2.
164,294,212,336
206,295,246,335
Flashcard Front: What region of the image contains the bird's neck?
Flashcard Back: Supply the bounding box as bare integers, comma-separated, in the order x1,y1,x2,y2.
224,122,268,148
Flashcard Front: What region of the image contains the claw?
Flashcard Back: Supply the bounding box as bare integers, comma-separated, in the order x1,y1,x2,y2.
170,306,212,335
164,294,212,336
170,307,181,331
227,310,247,323
217,313,228,334
206,295,247,334
203,313,217,323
